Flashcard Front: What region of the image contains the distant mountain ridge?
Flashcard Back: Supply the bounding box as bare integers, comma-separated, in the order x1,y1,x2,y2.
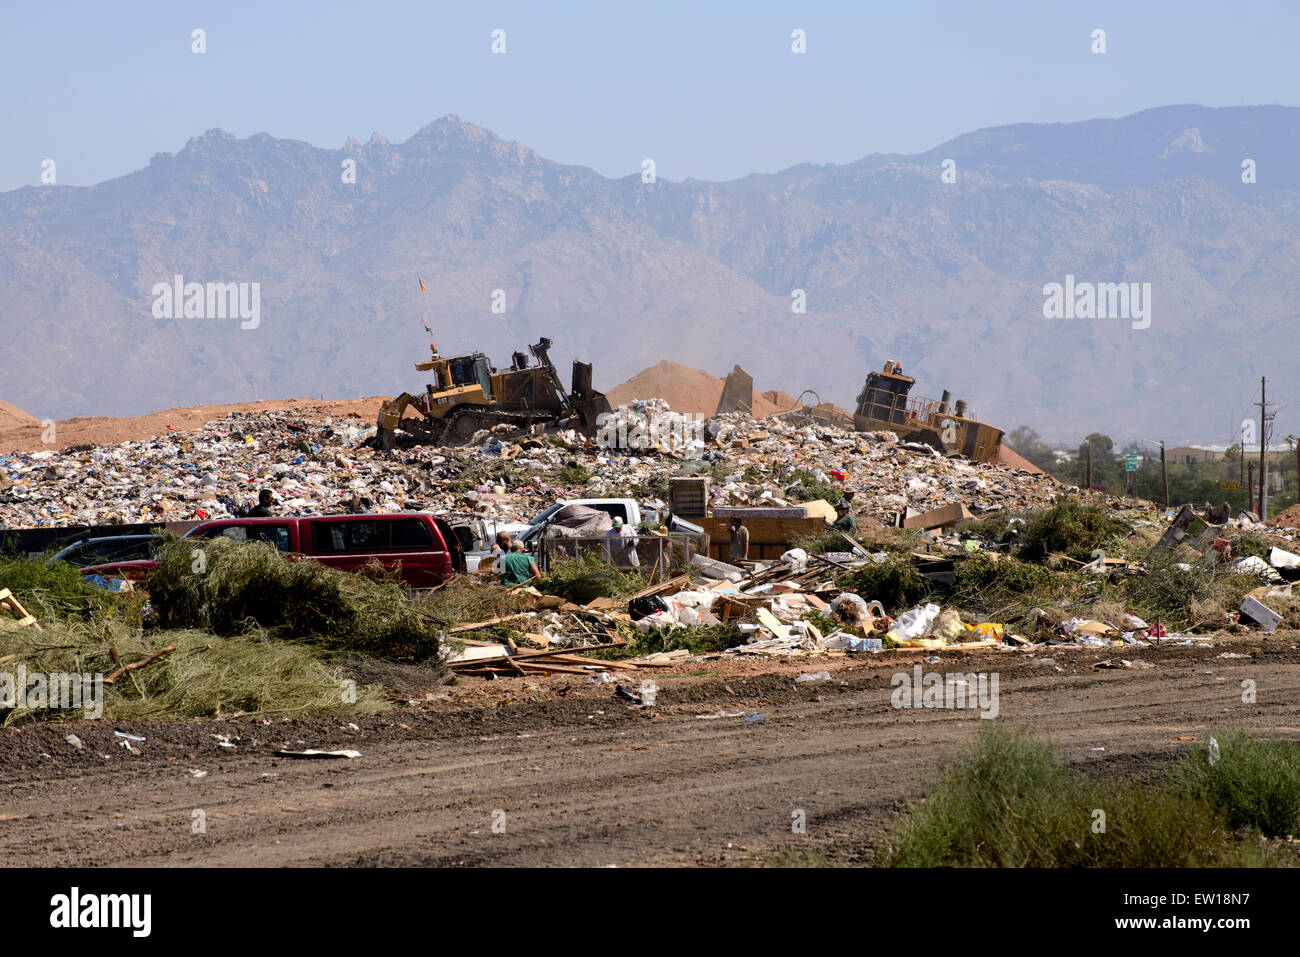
2,105,1299,442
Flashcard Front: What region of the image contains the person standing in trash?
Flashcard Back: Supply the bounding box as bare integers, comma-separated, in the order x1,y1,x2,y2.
832,499,857,534
248,489,276,517
728,517,749,562
605,517,639,570
500,541,540,586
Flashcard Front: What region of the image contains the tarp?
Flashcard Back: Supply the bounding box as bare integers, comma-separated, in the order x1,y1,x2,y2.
541,504,613,539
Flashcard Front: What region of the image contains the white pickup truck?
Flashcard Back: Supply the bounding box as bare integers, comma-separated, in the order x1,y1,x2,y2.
452,499,646,571
510,498,645,548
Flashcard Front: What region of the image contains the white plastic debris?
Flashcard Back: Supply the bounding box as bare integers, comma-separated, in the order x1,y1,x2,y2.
795,670,831,683
886,603,942,642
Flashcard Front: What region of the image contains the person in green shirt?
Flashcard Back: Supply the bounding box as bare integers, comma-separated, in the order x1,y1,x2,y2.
832,500,857,534
500,541,540,586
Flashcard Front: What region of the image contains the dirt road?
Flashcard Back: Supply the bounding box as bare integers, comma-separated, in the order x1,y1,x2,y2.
3,639,1298,867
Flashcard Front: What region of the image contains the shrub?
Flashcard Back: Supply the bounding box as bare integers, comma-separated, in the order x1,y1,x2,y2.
1174,730,1300,838
1118,554,1258,628
535,553,646,605
839,557,931,614
147,538,440,660
0,555,117,622
879,725,1266,867
1017,499,1130,563
0,619,386,725
948,553,1061,620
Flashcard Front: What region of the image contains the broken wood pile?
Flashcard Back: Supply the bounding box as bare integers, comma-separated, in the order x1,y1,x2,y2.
0,588,41,630
445,605,650,677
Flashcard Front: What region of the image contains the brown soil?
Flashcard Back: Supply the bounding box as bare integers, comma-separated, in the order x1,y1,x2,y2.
1269,502,1300,528
0,397,389,453
2,633,1296,867
607,361,799,418
0,399,41,432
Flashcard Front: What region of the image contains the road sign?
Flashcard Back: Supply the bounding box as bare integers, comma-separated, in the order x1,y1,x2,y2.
1125,451,1138,472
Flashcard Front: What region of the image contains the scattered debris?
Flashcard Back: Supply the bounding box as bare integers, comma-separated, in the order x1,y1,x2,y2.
276,748,362,759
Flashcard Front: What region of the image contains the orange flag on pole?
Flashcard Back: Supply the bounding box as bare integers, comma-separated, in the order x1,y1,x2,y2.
418,276,427,293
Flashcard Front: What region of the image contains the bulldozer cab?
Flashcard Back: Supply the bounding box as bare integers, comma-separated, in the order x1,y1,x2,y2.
418,352,493,398
446,354,493,397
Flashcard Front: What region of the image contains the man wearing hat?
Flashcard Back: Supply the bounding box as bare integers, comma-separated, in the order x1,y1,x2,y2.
832,498,857,534
605,516,640,570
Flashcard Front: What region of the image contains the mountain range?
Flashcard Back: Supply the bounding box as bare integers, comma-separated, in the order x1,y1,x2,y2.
2,104,1298,442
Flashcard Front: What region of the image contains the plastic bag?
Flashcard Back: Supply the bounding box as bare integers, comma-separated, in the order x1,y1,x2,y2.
635,610,678,633
886,603,941,643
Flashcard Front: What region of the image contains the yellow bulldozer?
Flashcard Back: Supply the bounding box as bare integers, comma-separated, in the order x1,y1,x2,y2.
853,360,1003,463
376,337,612,449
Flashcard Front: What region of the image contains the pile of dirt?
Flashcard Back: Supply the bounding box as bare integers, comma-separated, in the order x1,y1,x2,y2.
607,361,799,418
0,399,40,432
0,396,387,453
761,390,801,412
1269,502,1300,529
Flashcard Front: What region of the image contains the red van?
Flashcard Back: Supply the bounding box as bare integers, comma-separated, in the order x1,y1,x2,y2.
81,513,465,589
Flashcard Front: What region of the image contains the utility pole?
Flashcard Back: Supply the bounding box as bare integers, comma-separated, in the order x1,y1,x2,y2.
1142,439,1169,509
1248,461,1255,514
1159,440,1169,510
1258,377,1267,519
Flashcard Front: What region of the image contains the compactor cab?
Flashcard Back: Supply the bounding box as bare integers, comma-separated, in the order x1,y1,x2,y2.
853,360,1003,463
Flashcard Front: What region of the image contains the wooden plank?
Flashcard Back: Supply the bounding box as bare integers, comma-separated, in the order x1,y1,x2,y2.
507,640,625,662
448,613,534,634
755,607,791,640
538,654,638,670
0,589,41,630
447,643,512,664
626,573,693,602
512,661,593,675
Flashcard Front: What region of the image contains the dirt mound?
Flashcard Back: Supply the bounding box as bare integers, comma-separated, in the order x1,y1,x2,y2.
0,397,388,453
607,361,797,418
1269,502,1300,528
760,390,800,413
0,399,41,431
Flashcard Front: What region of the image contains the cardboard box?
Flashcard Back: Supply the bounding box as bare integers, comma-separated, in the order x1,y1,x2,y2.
1240,596,1282,633
901,502,972,530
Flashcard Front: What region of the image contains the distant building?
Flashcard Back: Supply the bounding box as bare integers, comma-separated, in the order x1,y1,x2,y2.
1166,444,1294,466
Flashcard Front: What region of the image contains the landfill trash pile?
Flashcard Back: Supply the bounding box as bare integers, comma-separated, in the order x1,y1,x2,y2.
0,400,1065,530
8,397,1294,674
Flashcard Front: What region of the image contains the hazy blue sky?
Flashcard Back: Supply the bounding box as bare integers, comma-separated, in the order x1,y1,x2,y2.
2,0,1295,191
